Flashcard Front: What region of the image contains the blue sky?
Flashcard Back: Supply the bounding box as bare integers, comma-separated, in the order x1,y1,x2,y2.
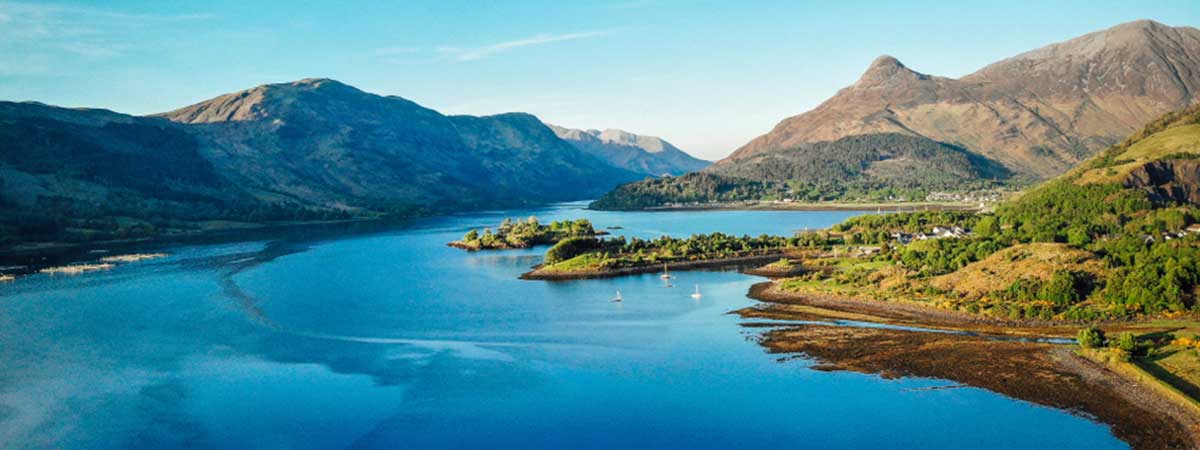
1,1,1198,160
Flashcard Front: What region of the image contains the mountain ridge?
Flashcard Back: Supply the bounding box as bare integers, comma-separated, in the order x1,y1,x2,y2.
724,20,1200,178
0,79,644,248
548,124,709,176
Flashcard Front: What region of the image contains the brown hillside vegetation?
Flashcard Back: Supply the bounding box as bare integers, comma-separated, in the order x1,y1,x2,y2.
725,20,1200,179
931,243,1108,297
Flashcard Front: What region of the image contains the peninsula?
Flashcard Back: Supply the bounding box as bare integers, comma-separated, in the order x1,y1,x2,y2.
522,233,795,280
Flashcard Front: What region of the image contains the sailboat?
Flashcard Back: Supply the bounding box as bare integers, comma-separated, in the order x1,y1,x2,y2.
659,264,672,280
690,285,702,300
612,290,623,302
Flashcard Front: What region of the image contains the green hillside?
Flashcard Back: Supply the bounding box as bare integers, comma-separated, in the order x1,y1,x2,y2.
766,105,1200,402
591,133,1014,209
0,80,642,249
782,104,1200,321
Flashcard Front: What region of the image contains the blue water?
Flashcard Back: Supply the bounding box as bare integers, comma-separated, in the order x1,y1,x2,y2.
0,202,1127,449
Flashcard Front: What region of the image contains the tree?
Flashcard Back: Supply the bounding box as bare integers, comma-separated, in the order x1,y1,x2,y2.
1113,332,1137,353
976,216,999,237
1039,271,1080,307
1067,226,1092,247
1111,331,1138,361
1077,326,1106,349
545,237,601,264
463,229,479,241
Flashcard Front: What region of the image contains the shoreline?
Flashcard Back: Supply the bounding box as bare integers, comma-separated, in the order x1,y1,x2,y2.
593,201,983,213
0,216,417,274
744,281,1080,336
742,279,1200,450
521,254,784,281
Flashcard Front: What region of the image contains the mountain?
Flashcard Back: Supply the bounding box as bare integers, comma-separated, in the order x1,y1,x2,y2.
160,78,640,212
0,101,260,245
1021,102,1200,209
0,79,641,248
591,20,1200,210
547,125,709,176
727,20,1200,178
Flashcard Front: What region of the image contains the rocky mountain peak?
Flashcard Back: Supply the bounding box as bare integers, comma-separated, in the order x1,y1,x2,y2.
965,20,1200,99
869,54,904,70
596,129,667,153
723,20,1200,178
284,78,363,96
159,78,429,125
853,55,929,88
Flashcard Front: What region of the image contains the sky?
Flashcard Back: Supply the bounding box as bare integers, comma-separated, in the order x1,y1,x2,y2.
1,1,1198,160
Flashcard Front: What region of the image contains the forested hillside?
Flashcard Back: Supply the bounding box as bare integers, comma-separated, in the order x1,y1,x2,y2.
788,104,1200,320
591,133,1012,209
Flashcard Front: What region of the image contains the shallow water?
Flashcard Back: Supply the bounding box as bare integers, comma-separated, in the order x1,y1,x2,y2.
0,202,1127,449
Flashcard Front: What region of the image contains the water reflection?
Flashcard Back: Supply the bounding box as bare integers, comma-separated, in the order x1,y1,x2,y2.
0,203,1130,450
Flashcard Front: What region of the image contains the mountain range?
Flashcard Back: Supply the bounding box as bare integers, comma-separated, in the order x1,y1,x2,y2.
3,19,1197,245
0,79,702,247
594,20,1200,209
548,125,709,176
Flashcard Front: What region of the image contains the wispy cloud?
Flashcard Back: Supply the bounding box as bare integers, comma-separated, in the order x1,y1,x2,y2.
0,1,214,63
438,31,609,62
0,2,214,23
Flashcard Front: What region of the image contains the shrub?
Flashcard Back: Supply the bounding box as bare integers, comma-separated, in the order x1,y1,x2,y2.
1077,326,1106,348
545,237,601,264
1113,332,1138,355
1039,271,1081,307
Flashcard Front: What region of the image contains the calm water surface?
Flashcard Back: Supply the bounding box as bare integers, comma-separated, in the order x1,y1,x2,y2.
0,202,1127,449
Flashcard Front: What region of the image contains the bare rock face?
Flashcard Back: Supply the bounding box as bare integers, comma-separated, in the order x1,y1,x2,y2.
1125,159,1200,206
723,20,1200,179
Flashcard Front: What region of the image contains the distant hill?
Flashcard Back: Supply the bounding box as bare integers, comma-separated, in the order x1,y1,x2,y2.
594,20,1200,210
0,79,642,248
591,133,1013,209
548,124,708,176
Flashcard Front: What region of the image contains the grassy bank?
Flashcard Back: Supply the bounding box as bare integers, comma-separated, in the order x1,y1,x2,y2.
1078,347,1200,415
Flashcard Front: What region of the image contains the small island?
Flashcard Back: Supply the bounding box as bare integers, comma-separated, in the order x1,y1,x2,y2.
522,232,795,280
449,217,604,251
